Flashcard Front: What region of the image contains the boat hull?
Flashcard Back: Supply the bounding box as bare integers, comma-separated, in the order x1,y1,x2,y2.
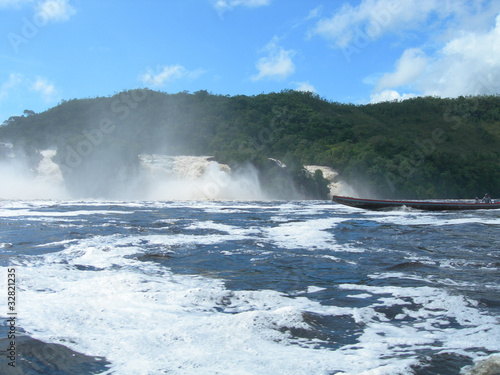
332,196,500,211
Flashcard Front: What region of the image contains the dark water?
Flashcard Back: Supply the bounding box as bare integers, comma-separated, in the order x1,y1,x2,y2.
0,200,499,374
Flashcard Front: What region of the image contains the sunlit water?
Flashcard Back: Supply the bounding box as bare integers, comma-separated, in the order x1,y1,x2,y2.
0,200,499,374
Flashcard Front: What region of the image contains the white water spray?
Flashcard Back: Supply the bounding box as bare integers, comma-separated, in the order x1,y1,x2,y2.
35,150,65,186
138,155,266,200
1,150,347,200
0,148,68,199
304,165,357,197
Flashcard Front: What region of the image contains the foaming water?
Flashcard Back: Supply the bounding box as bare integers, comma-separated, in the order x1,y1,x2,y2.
0,200,499,374
1,152,268,200
0,151,68,200
138,155,266,200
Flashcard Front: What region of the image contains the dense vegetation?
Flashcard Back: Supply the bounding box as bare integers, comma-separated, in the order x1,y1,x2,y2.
1,89,499,199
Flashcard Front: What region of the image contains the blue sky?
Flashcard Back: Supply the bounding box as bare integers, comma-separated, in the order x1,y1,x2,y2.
1,0,500,122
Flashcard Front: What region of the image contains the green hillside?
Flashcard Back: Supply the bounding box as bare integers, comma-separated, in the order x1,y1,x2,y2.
1,89,499,199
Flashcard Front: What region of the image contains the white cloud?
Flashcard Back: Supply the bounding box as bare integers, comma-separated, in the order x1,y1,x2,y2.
35,0,76,23
420,13,500,97
31,77,58,103
0,0,30,8
213,0,271,17
252,50,295,81
310,0,466,48
0,0,76,21
252,37,295,81
306,6,322,21
371,12,500,100
216,0,270,8
0,73,23,101
294,81,316,93
138,65,204,87
370,89,417,103
375,48,429,91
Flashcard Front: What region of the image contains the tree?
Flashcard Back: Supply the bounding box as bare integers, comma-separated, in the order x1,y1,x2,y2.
23,109,35,117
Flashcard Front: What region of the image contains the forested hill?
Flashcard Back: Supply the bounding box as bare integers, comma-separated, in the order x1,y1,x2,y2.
1,89,500,199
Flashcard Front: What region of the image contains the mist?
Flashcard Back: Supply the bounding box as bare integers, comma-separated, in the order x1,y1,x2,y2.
0,90,364,201
0,146,359,201
0,150,68,200
134,155,268,200
0,148,274,201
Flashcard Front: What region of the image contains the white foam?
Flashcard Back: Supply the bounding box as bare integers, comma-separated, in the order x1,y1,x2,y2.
365,212,500,227
274,202,333,217
307,286,327,293
1,237,381,374
185,220,260,236
0,206,131,218
0,234,429,373
264,217,347,251
9,245,496,375
346,293,372,299
2,201,499,374
338,283,500,354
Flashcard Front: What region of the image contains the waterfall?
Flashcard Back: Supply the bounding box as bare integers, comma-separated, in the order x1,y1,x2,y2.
304,165,355,197
1,149,343,200
138,155,265,200
0,149,68,199
35,150,65,185
32,149,67,199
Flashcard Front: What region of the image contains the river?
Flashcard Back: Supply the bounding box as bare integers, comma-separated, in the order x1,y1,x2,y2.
0,200,499,374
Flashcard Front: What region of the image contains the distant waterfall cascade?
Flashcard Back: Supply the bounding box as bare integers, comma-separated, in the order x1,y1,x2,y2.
35,149,65,185
138,155,264,200
1,149,347,200
139,155,230,180
0,148,68,199
304,165,342,196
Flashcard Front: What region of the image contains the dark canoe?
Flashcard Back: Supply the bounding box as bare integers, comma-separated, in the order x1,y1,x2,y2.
332,195,500,211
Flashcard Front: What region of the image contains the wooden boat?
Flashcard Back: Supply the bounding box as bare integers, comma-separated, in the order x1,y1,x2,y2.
332,195,500,211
